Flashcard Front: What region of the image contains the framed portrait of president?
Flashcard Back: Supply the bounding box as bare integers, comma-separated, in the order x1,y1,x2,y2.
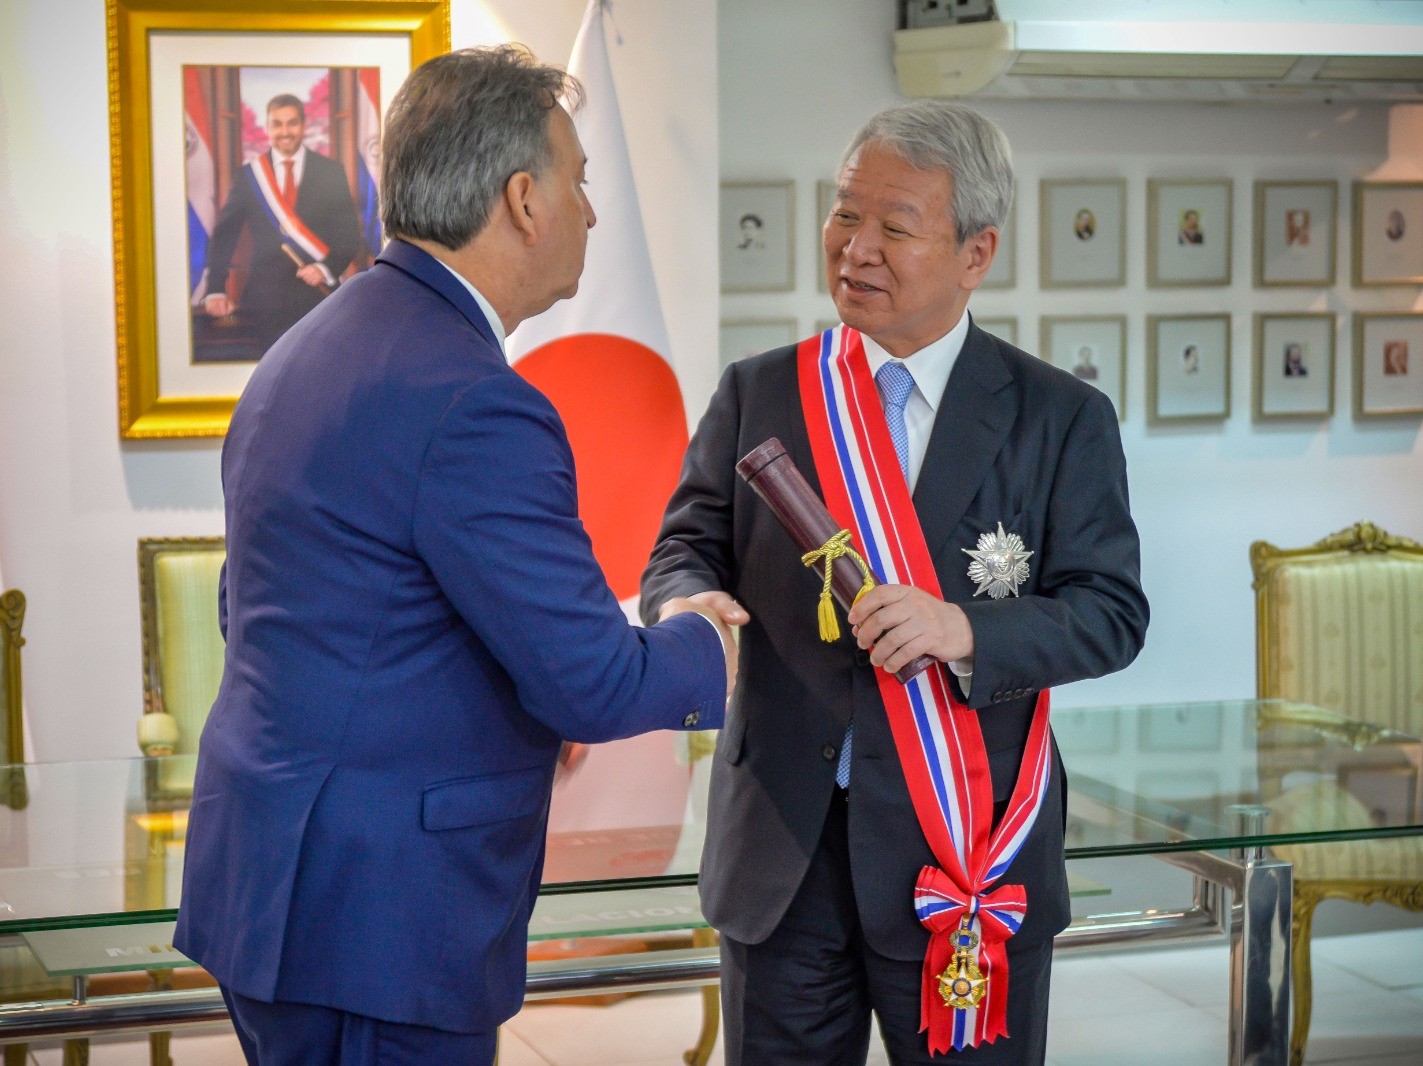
108,0,450,439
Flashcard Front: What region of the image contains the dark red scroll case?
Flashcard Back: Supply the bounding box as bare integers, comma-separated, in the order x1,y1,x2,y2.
735,437,934,684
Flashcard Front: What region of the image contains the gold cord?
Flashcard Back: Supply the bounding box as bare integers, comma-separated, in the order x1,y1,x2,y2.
801,530,876,642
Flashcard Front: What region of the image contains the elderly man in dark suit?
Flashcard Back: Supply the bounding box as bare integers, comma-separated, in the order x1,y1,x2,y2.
175,47,736,1066
642,101,1148,1065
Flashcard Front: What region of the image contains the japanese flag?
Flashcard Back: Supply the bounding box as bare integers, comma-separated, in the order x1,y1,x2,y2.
508,0,696,850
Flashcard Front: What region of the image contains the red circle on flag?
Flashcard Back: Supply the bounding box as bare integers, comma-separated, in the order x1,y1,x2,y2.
516,333,688,602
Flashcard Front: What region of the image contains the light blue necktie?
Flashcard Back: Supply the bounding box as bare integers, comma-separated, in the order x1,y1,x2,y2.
837,359,916,789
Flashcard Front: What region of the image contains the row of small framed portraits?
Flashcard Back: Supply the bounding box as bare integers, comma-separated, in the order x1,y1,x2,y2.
719,179,1423,293
719,312,1423,422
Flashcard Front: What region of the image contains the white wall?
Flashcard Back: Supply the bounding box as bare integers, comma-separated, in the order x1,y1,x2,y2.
719,0,1423,709
0,0,717,761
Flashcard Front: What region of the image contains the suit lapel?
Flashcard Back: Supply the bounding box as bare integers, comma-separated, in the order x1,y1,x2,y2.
913,323,1018,563
376,239,502,350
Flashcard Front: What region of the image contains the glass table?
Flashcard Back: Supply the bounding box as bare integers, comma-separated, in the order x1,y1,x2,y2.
0,699,1416,1065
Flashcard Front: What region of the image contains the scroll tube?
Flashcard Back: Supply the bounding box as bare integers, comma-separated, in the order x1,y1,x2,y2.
736,437,935,684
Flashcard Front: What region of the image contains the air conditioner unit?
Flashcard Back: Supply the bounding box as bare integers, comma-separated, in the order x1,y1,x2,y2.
894,0,1423,103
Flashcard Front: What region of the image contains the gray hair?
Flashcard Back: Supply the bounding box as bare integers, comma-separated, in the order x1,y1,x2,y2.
380,45,583,250
840,101,1014,245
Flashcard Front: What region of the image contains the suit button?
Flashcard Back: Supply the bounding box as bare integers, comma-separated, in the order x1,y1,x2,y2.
683,711,700,727
992,692,1003,702
822,744,837,762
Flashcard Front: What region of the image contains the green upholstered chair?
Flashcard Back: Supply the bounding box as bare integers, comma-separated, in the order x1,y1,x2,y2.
137,537,227,799
1251,521,1423,1066
134,538,227,1065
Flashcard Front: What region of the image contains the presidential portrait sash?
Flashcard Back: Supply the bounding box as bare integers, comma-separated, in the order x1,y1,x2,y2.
796,325,1053,1053
246,155,334,283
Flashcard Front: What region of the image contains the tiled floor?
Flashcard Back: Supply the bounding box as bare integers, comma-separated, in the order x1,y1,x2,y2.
21,928,1423,1063
497,928,1423,1066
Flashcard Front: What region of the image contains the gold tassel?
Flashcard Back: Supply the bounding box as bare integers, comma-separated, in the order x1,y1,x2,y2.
818,591,840,642
801,529,876,644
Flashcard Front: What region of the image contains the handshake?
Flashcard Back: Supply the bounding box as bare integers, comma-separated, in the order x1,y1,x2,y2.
660,590,748,696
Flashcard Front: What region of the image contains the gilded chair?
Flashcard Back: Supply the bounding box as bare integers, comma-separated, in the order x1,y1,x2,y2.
136,537,227,798
0,590,101,1066
133,537,227,1066
0,590,28,808
1251,521,1423,1066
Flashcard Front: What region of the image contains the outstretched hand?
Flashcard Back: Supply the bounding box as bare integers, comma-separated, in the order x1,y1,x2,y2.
660,590,749,695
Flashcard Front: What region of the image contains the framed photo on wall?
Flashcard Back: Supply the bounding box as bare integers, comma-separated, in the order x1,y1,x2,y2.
980,209,1015,290
1253,180,1337,287
1352,182,1423,286
1354,312,1423,417
720,318,797,371
1039,179,1126,288
108,0,451,439
1253,313,1335,420
816,179,835,293
1148,314,1231,424
1041,315,1127,421
721,181,794,293
1147,179,1232,287
973,315,1017,347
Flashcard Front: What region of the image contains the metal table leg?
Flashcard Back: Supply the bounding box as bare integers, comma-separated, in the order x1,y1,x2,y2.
1154,830,1292,1065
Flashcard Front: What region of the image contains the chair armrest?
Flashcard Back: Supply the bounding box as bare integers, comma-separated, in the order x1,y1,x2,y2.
138,713,180,757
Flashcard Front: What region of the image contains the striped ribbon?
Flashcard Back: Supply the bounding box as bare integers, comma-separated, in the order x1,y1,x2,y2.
247,155,332,277
797,325,1053,1053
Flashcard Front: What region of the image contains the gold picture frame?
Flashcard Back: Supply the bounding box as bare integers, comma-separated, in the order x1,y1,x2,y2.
1147,313,1231,425
1038,178,1126,289
1041,314,1128,422
1253,180,1337,288
1146,178,1232,288
1353,311,1423,418
1352,181,1423,287
108,0,450,439
1252,312,1336,421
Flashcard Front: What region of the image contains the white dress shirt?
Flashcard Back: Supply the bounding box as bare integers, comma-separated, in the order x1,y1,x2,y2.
859,311,975,688
435,260,508,354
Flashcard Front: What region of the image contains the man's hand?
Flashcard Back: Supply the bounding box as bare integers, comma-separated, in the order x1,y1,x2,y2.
554,741,588,785
847,584,973,677
296,263,328,288
202,294,234,318
660,590,749,695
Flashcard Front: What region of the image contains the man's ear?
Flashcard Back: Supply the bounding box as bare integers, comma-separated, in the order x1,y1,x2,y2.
503,171,539,245
961,226,999,291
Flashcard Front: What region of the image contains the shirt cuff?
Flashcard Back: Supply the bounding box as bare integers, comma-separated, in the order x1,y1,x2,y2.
688,612,726,674
948,657,972,699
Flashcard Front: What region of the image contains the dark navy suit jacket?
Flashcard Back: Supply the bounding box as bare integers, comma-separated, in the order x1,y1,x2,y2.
174,239,724,1033
642,322,1148,963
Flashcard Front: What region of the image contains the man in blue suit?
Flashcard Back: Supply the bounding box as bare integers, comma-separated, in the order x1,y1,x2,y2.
174,46,736,1065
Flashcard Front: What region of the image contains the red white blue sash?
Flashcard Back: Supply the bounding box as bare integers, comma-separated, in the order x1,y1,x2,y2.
246,155,334,284
797,325,1054,1053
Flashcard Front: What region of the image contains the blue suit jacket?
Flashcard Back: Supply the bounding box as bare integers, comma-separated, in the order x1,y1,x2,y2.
174,239,724,1033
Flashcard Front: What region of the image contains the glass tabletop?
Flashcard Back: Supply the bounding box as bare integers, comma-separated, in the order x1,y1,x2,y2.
0,699,1415,935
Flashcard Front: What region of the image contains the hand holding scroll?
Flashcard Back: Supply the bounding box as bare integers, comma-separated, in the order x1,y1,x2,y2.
847,584,974,677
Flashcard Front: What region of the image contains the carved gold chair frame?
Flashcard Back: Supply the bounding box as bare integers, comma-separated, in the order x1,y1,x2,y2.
1251,521,1423,1066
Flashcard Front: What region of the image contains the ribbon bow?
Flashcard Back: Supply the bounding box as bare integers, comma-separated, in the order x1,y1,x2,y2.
914,866,1027,1053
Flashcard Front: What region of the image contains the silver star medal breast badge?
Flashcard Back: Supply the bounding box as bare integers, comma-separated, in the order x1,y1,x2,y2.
963,522,1033,599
